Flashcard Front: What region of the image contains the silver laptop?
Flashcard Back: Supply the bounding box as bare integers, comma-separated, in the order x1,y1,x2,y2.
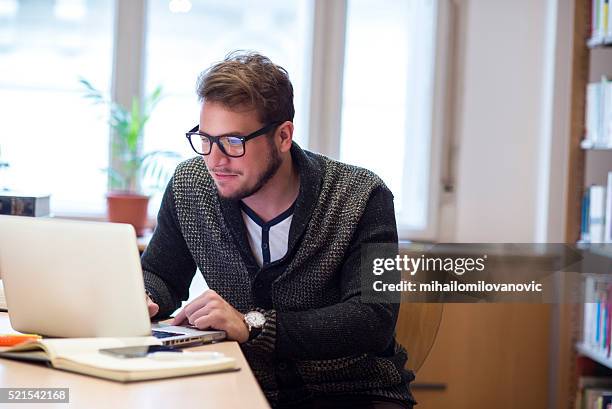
0,215,225,346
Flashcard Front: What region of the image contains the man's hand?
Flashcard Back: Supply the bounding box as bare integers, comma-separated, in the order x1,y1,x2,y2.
172,290,249,343
146,293,159,318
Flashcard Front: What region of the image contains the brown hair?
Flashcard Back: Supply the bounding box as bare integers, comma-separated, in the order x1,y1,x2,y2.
196,51,295,124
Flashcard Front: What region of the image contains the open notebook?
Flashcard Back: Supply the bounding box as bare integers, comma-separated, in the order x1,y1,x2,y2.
0,337,238,382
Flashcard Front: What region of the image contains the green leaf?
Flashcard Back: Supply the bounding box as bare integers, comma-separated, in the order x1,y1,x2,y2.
79,78,177,194
103,167,127,191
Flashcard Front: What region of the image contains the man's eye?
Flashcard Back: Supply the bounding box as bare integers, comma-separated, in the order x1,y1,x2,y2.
226,137,243,146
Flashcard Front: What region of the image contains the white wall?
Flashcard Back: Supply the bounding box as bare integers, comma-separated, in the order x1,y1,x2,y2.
447,0,571,242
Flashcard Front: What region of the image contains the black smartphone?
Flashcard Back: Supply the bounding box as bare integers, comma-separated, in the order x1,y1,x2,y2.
99,345,181,358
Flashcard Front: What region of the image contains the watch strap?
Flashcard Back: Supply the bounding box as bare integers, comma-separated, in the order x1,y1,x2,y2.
247,309,277,353
248,325,263,341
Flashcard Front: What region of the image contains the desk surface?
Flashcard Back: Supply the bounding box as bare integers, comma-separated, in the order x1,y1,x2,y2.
0,313,270,409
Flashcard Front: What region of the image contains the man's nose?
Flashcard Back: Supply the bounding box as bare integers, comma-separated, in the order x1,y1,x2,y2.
208,142,229,166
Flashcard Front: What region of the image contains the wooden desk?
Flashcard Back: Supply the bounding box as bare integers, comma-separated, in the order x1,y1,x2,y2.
0,313,270,409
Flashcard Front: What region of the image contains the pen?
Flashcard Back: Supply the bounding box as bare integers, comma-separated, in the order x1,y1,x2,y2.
0,334,42,347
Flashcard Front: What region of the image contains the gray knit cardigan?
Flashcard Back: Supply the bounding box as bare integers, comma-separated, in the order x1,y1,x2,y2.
141,143,415,407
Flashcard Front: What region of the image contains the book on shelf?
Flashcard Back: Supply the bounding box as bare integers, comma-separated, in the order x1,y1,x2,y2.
599,0,609,37
0,192,50,217
580,185,610,243
582,278,612,356
580,266,612,379
605,172,612,243
586,82,601,145
590,0,599,42
593,186,607,244
578,389,612,409
583,187,593,243
583,77,612,149
590,0,612,44
574,375,612,409
0,336,238,382
589,390,612,409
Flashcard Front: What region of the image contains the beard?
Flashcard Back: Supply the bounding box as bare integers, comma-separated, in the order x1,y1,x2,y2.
218,139,282,201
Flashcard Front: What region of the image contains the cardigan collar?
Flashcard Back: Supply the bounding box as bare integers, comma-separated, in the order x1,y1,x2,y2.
217,142,323,273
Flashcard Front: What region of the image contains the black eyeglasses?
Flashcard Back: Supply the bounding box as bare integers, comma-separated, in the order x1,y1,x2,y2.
185,121,282,158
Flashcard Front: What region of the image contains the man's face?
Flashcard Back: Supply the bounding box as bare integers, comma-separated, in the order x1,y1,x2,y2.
199,101,282,200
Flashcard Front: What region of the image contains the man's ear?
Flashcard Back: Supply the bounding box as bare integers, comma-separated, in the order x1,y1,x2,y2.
278,121,294,153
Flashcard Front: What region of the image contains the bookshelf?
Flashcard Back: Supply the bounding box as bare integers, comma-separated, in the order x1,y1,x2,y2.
588,38,612,48
577,342,612,370
563,1,612,408
580,140,612,149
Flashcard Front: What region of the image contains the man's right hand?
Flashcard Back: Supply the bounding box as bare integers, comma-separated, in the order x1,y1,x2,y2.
146,293,159,318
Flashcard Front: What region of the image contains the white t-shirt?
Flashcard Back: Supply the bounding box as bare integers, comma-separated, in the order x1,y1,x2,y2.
241,202,295,267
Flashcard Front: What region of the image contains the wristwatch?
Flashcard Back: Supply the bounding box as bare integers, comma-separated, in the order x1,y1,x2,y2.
244,311,266,340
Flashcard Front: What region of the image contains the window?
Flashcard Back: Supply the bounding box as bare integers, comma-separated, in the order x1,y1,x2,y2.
143,0,313,157
0,0,114,214
0,0,445,242
339,0,441,238
141,0,313,214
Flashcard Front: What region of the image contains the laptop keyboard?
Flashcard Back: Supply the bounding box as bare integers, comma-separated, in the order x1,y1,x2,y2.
152,330,183,339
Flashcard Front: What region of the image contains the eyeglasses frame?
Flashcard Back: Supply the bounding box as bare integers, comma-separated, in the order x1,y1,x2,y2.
185,121,283,158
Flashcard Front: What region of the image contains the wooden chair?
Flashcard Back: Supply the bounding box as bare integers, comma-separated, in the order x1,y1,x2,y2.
395,303,444,373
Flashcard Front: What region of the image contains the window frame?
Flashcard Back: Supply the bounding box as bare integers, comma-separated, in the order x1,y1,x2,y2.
307,0,450,241
397,0,450,242
58,0,449,242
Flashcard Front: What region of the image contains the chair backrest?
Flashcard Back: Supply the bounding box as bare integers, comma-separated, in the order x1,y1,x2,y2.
395,303,444,373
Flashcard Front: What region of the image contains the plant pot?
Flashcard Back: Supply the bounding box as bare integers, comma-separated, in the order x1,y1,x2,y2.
106,192,150,236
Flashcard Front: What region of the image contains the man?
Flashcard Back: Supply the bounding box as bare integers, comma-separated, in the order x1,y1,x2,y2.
142,51,415,409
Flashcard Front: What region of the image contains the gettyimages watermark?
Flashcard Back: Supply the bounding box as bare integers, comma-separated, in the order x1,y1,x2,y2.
360,243,612,303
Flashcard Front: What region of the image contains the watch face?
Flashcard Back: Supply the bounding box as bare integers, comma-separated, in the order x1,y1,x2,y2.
245,311,266,328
